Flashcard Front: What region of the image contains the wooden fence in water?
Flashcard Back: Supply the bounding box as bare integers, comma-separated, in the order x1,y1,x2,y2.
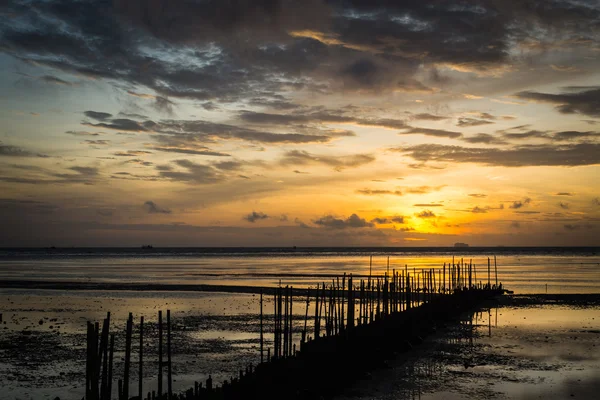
84,256,503,400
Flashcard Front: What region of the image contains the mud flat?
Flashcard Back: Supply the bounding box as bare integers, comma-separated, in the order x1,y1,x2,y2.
335,294,600,400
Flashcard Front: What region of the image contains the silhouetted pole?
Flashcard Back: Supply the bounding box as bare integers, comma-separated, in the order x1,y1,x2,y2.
494,255,498,288
124,313,133,400
139,316,144,399
260,291,264,363
487,257,491,288
158,311,163,398
167,310,172,399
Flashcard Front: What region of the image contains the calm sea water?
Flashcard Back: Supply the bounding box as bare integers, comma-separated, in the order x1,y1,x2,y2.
1,247,599,294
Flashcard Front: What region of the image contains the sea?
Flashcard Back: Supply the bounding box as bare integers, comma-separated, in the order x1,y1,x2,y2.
1,247,599,399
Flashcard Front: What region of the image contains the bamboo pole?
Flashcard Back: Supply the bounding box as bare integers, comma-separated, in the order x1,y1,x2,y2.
139,316,144,399
260,291,264,363
123,314,132,400
167,310,172,400
158,311,163,398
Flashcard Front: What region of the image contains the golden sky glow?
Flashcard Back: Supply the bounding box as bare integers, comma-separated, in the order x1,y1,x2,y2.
0,1,599,246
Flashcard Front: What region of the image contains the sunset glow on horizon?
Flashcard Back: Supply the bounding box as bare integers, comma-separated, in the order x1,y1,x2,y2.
0,0,599,247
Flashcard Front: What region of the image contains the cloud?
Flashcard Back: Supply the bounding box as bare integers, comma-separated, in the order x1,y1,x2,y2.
400,127,462,139
84,111,112,121
510,197,531,209
515,87,600,118
239,110,407,130
415,210,436,219
357,189,403,196
469,193,487,198
593,198,600,206
471,206,488,213
559,202,569,209
150,147,230,157
462,133,508,145
0,143,48,158
150,119,335,144
244,211,269,223
158,159,225,184
84,118,149,132
392,143,600,167
279,150,375,170
413,203,444,207
144,201,171,214
66,130,102,136
457,118,494,127
313,213,373,229
402,185,445,194
555,192,573,196
371,216,405,224
41,75,75,86
410,113,448,121
83,140,110,146
113,150,153,157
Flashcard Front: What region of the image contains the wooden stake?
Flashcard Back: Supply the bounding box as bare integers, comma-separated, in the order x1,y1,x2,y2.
167,310,172,399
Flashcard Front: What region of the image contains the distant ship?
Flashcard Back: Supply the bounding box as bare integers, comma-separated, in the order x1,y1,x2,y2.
454,242,469,248
141,245,153,249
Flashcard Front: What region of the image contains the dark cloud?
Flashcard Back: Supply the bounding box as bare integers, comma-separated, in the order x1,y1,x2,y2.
552,131,600,141
410,113,448,121
370,216,405,224
83,140,110,146
469,193,487,198
239,111,407,130
280,150,375,170
244,211,269,223
356,189,403,196
158,159,225,184
559,202,569,209
2,0,600,111
144,201,171,214
151,119,334,144
414,203,443,207
457,118,494,127
153,96,176,115
0,143,48,158
400,127,462,139
84,119,149,132
84,111,112,121
113,150,153,157
555,192,573,196
150,147,230,157
66,130,102,136
392,143,600,167
462,133,508,145
415,210,436,219
510,198,531,209
470,204,504,213
313,213,373,229
515,88,600,118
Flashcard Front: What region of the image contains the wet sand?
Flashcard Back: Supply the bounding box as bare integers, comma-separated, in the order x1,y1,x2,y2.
1,292,599,399
335,295,600,400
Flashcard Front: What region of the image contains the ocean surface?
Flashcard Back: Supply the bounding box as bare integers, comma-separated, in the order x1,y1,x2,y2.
1,247,599,294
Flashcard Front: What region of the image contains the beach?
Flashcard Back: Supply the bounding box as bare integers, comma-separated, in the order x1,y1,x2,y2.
1,249,599,399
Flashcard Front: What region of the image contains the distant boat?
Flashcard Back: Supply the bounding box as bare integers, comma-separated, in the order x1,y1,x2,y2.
454,242,469,248
141,245,153,249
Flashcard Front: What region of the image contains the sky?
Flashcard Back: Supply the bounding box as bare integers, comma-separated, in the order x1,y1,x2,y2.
0,0,599,247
